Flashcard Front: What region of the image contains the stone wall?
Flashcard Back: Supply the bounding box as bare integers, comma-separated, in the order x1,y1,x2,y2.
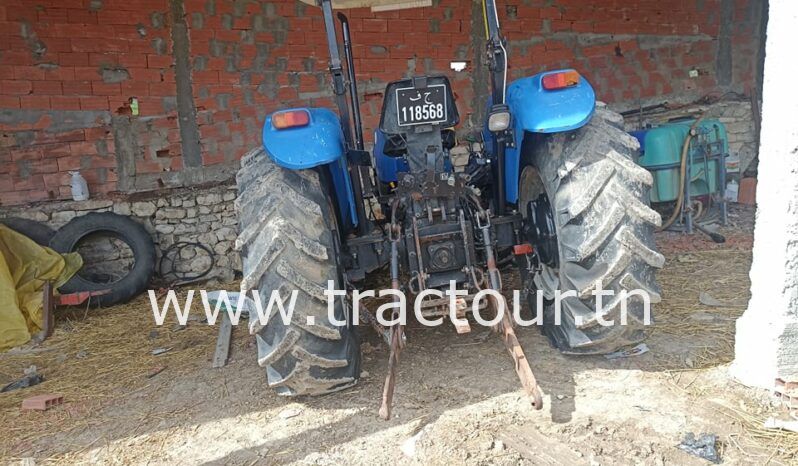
715,100,758,175
0,183,240,284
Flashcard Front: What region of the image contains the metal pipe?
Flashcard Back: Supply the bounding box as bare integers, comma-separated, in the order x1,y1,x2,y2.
716,125,728,226
337,13,364,151
495,136,506,215
479,215,502,290
320,0,370,235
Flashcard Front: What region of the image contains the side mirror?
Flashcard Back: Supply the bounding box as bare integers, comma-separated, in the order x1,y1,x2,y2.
488,104,511,132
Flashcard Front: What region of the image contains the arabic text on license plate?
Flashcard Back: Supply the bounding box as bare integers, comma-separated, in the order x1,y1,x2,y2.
396,84,447,126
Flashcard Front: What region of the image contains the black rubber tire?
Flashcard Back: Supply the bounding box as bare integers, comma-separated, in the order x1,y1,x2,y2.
49,212,156,306
0,217,55,246
520,106,664,354
235,147,360,396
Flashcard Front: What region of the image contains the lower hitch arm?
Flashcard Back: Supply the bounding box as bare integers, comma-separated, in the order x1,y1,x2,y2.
379,210,405,420
480,211,544,410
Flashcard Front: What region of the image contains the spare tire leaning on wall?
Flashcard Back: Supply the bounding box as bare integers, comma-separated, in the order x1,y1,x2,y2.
49,212,156,306
0,217,56,246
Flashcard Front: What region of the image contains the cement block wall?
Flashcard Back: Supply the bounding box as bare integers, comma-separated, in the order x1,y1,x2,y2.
0,0,766,207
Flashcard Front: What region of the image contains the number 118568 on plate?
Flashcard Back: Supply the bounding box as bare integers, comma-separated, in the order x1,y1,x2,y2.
395,84,448,127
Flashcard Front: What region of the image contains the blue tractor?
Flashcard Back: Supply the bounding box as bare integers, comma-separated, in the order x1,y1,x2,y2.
236,0,663,418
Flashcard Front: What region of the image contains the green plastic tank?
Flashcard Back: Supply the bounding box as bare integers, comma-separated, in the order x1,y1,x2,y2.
632,119,728,203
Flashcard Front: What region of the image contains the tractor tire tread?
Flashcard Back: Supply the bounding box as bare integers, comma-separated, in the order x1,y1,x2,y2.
236,147,360,396
533,109,663,354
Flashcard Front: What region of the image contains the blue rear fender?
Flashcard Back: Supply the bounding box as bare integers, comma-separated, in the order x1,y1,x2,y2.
501,69,596,203
262,107,358,227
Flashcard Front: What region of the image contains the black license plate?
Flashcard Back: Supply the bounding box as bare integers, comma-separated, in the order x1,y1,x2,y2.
395,84,448,127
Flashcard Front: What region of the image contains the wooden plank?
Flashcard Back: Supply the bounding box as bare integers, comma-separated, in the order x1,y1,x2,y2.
212,313,233,368
498,426,587,465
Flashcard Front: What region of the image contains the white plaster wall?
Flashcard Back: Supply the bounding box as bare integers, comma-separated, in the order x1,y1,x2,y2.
731,0,798,388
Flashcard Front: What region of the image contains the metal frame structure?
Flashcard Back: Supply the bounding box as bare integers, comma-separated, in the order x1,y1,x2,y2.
317,0,513,221
314,0,543,419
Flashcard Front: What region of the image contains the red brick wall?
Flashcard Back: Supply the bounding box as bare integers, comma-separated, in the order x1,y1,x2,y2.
0,0,764,206
0,0,179,203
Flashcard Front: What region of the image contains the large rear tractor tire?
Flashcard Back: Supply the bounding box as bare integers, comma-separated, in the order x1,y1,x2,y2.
520,106,664,354
236,147,360,395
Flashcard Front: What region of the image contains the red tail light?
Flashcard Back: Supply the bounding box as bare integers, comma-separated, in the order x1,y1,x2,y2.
513,243,534,255
542,70,581,90
272,110,310,129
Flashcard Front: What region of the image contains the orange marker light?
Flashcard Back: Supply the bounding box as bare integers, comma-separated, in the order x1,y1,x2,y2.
272,110,310,129
541,70,580,90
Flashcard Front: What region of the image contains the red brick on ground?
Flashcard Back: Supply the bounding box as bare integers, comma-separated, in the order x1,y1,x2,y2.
21,394,64,411
738,177,757,205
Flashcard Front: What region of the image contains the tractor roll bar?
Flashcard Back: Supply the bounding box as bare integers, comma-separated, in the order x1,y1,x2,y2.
338,13,365,151
482,0,509,214
483,0,507,104
320,0,370,234
321,0,354,149
317,0,511,217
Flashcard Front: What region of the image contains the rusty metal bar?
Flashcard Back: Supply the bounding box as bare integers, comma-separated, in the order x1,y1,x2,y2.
56,289,110,306
492,293,543,409
379,219,404,420
481,216,544,411
411,216,427,291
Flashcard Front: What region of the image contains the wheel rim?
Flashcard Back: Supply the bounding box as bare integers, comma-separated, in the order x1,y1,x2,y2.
519,166,561,299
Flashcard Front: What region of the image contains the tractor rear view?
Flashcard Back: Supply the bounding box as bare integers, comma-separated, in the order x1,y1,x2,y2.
236,0,663,418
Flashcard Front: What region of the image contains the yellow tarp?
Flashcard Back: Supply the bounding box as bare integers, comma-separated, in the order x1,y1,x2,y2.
0,224,82,351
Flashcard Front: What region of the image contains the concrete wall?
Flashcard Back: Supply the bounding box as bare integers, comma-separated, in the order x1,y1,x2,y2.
731,0,798,388
0,0,765,207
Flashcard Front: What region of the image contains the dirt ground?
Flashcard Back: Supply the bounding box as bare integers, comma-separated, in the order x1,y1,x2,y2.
2,205,795,465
